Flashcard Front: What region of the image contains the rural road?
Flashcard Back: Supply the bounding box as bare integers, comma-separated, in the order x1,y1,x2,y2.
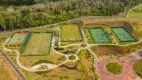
0,49,26,80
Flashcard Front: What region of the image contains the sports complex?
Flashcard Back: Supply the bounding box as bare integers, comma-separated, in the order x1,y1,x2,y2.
88,26,136,44
7,32,30,48
6,31,53,55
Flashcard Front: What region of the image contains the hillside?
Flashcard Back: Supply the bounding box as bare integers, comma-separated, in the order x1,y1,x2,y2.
0,0,141,31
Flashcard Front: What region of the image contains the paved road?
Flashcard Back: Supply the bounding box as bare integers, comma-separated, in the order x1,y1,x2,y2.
0,49,26,80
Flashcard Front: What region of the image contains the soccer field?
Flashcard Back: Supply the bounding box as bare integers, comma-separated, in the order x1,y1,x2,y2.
89,28,111,43
111,27,135,42
8,32,30,45
23,32,52,55
61,25,82,42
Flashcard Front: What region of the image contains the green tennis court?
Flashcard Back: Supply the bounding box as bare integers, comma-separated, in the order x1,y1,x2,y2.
89,28,111,43
8,32,30,45
111,27,135,42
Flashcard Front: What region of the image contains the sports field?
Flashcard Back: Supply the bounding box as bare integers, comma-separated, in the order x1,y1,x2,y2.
8,32,29,45
23,32,52,55
89,28,111,43
111,27,135,42
61,25,82,42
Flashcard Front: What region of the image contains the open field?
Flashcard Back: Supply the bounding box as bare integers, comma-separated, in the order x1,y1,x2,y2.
8,32,30,45
19,50,66,67
61,24,82,42
127,5,142,18
20,61,83,80
133,58,142,78
89,28,111,43
0,54,19,80
23,32,52,55
111,27,135,42
91,42,142,57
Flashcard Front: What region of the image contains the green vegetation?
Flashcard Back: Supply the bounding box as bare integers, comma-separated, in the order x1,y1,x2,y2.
133,59,142,78
32,60,54,66
105,62,123,75
0,34,9,46
69,55,76,60
22,32,52,55
111,27,135,42
127,5,142,18
0,0,141,31
80,44,87,47
89,28,111,43
61,25,82,42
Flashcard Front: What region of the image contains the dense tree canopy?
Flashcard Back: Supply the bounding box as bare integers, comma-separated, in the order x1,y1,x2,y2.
0,0,141,31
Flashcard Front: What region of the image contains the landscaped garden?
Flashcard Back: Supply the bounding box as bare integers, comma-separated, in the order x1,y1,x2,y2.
105,62,123,75
69,55,76,60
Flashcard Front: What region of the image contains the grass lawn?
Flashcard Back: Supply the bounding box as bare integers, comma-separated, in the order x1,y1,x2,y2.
23,32,52,55
133,59,142,78
105,62,123,75
111,27,135,42
89,28,111,43
61,25,82,42
19,49,66,67
127,5,142,18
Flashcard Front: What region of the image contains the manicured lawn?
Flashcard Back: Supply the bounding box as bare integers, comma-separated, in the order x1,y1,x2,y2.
89,28,111,43
133,59,142,78
105,62,123,75
111,27,135,42
61,25,82,42
23,32,52,55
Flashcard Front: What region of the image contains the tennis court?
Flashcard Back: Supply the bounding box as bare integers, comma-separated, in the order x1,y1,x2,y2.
111,27,135,42
89,28,111,43
23,32,52,55
8,32,30,45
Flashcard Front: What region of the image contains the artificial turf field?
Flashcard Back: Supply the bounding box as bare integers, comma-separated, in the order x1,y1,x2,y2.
8,32,29,45
89,28,111,43
111,27,135,42
23,32,52,55
61,25,82,41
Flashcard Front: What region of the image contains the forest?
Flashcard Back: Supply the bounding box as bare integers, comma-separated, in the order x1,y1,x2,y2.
0,0,142,31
